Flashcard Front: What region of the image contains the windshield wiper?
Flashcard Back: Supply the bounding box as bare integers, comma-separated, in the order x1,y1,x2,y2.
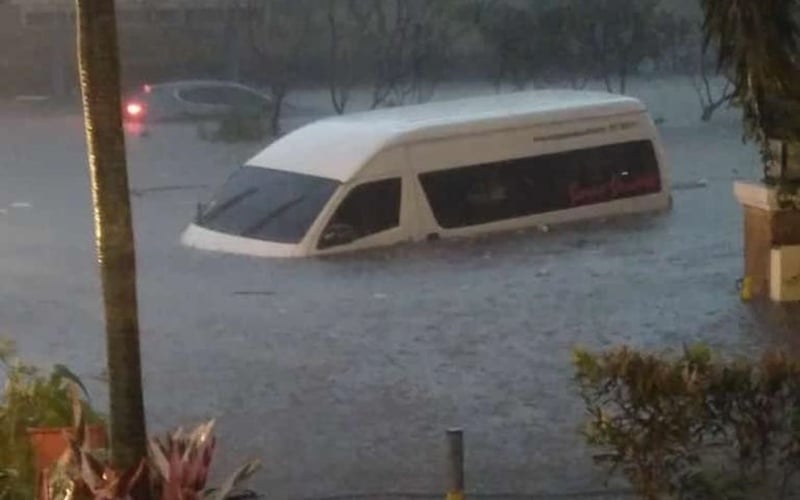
241,195,306,237
198,187,259,224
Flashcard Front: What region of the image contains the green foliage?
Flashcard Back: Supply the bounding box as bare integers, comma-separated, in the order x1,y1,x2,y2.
325,0,469,109
477,0,669,92
701,0,800,161
574,345,800,499
0,468,19,500
0,339,101,500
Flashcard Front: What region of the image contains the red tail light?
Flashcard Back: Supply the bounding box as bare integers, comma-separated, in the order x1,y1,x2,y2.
126,102,144,118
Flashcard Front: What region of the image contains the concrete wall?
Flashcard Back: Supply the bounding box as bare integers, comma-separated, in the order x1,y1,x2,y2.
0,1,231,97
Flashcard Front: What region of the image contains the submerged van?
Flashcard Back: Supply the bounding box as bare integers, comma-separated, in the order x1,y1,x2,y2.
182,90,671,258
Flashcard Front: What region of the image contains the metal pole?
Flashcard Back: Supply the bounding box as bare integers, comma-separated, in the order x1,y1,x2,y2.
446,428,464,500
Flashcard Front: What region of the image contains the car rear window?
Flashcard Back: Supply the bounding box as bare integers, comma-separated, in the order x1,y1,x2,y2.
196,166,339,243
178,86,267,108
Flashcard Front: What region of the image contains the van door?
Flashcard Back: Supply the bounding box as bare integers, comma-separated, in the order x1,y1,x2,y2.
311,148,411,254
314,177,405,253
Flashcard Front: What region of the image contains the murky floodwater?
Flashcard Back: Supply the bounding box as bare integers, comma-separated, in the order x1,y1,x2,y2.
1,80,794,498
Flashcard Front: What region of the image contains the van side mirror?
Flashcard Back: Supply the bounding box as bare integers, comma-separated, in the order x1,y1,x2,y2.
320,223,358,248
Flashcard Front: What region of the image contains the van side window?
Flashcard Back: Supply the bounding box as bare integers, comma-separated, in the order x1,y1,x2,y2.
419,140,661,229
318,178,402,249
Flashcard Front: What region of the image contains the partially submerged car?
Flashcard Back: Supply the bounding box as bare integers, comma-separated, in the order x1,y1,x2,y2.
181,90,671,258
123,80,271,123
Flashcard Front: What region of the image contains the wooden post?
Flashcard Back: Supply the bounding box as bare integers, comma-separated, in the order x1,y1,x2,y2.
446,428,464,500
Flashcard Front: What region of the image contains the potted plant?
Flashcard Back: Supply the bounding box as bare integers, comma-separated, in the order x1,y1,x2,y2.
0,339,105,499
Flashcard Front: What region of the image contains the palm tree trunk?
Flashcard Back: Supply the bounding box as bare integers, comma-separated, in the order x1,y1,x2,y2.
74,0,149,476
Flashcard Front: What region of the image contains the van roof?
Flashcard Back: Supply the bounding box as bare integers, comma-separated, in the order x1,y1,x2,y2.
247,90,646,182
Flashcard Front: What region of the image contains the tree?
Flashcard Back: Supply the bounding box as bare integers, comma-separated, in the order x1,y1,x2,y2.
477,2,539,90
74,0,149,488
325,0,481,114
246,0,317,137
353,0,464,108
652,11,695,74
222,1,246,82
477,0,663,93
531,3,592,88
572,0,662,94
691,37,735,122
701,0,800,161
326,0,363,114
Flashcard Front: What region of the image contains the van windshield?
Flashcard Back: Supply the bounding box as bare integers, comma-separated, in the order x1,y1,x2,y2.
196,166,339,243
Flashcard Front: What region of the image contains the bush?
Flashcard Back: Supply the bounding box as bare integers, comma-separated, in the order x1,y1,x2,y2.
573,345,800,499
0,338,101,499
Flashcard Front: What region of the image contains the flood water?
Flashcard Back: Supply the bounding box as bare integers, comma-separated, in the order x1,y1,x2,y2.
0,79,794,497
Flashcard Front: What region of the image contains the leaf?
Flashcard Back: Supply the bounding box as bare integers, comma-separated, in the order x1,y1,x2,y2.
76,447,106,492
0,338,16,367
149,437,171,480
52,364,91,403
67,384,87,441
205,460,261,500
113,458,147,497
192,420,216,445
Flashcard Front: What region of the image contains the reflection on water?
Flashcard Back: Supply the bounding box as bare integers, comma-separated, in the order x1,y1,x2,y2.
123,120,146,137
